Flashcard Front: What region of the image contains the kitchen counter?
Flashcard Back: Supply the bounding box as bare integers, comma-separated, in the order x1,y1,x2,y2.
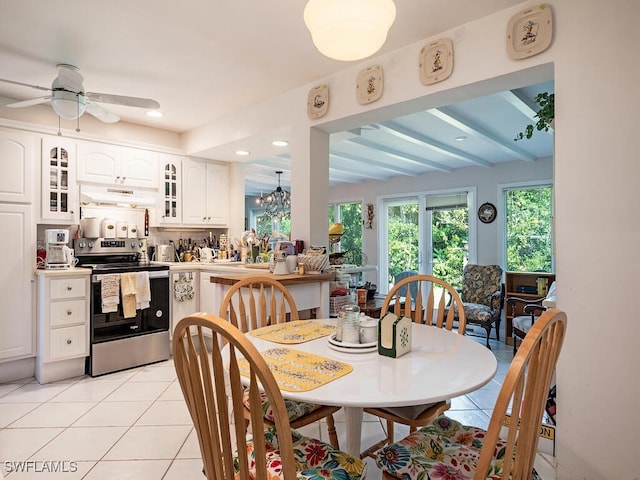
208,271,334,286
35,267,92,277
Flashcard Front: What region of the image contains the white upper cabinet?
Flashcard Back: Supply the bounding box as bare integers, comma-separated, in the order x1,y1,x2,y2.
154,154,182,225
0,128,35,204
41,136,78,223
182,158,228,227
77,141,158,189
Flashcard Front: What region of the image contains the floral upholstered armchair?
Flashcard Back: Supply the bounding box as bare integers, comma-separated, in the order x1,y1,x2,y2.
457,264,504,348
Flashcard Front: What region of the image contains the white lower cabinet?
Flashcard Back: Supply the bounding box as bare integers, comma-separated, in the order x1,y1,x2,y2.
36,270,91,384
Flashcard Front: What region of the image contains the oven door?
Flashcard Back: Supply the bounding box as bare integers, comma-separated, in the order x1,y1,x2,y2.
91,270,169,344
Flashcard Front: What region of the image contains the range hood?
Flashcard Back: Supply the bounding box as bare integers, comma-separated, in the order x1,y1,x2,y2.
80,185,156,207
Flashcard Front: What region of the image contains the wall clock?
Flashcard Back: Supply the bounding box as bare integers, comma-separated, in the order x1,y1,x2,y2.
478,202,497,224
356,65,383,105
506,4,553,60
419,38,454,85
307,84,329,119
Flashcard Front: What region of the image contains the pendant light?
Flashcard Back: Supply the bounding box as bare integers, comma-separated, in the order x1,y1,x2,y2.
303,0,396,62
258,171,291,220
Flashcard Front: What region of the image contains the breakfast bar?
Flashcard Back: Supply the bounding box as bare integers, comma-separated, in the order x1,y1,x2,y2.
209,271,334,318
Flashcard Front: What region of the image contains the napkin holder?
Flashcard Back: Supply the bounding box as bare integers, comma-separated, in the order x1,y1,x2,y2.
378,312,412,358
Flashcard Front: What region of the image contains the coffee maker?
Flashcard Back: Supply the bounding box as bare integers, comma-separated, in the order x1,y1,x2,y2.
45,229,71,269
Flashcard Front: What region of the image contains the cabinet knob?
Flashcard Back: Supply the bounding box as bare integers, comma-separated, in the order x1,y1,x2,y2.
66,285,72,291
66,339,72,345
67,310,72,316
122,176,126,181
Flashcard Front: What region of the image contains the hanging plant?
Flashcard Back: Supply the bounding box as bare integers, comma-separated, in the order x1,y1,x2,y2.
514,92,554,141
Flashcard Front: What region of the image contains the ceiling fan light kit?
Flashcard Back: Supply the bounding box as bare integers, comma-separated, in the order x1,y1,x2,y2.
0,64,160,130
303,0,396,62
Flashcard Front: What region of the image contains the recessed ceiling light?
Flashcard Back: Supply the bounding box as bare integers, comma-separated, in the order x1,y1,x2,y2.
146,110,164,118
235,150,250,156
272,140,289,147
455,135,467,141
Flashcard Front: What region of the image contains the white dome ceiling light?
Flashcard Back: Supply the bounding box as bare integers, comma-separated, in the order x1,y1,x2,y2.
303,0,396,62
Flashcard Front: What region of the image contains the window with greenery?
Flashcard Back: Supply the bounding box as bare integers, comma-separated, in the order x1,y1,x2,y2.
504,185,553,272
386,200,419,286
254,213,290,240
329,201,363,264
431,208,468,289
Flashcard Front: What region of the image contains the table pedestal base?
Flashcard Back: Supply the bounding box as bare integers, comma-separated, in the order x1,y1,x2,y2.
344,406,364,457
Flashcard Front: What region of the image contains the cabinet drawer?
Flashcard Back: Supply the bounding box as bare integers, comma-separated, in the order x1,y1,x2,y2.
50,299,87,327
49,325,87,360
50,277,86,299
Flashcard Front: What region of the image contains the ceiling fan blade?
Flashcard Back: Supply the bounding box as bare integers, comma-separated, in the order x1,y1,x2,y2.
86,92,159,109
0,77,50,93
56,64,84,92
6,95,52,108
85,101,120,123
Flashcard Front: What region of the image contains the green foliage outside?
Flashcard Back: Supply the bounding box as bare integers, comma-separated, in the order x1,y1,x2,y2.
329,202,363,265
505,187,553,272
387,203,419,285
255,215,291,242
431,208,468,289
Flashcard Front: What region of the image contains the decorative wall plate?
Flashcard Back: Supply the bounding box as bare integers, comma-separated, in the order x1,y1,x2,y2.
307,84,329,119
419,38,454,85
506,4,553,60
478,202,497,224
356,65,383,105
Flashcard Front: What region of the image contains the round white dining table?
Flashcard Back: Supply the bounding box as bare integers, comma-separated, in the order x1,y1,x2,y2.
244,320,498,457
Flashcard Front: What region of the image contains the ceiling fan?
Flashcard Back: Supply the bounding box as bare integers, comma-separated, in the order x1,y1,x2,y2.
0,64,160,124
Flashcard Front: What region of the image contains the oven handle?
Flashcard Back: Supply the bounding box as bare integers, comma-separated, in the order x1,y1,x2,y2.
92,270,169,283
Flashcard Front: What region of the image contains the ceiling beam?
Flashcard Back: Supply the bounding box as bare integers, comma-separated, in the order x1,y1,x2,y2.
430,107,537,162
330,150,418,177
378,121,492,167
348,136,454,173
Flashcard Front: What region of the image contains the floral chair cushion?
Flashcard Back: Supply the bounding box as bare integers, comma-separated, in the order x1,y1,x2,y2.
374,416,538,480
243,390,323,422
236,426,366,480
460,302,494,323
461,264,502,308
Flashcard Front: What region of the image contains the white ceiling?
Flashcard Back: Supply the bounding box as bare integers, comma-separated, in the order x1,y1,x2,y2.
0,0,552,196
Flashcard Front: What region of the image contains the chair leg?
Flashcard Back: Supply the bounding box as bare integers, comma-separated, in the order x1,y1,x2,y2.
484,326,491,349
513,334,517,356
494,318,501,341
386,419,394,444
325,414,340,449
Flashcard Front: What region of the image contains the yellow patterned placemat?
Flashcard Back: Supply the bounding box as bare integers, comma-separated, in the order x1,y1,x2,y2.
249,320,335,344
236,348,352,392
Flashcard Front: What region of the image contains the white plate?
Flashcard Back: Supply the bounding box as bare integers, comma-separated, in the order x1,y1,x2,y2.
328,334,376,350
328,341,377,354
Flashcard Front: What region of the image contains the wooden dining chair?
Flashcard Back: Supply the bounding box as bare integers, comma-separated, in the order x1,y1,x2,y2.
219,275,341,448
360,274,466,459
172,313,366,480
374,308,567,480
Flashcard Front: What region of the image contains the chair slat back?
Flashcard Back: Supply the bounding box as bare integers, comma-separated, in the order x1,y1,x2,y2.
475,309,566,479
220,276,299,332
172,313,298,480
382,274,466,333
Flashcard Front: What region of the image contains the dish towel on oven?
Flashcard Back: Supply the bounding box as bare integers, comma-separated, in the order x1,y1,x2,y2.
136,271,151,310
120,272,138,318
101,274,120,313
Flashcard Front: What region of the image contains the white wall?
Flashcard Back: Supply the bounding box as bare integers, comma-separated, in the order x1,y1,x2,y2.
329,157,553,283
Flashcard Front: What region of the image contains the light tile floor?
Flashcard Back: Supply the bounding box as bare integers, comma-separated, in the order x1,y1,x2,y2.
0,333,554,479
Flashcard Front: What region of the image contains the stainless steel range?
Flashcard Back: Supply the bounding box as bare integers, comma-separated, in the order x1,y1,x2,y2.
74,238,170,376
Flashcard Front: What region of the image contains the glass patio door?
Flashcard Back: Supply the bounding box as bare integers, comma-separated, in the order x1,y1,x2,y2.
426,192,469,290
382,191,470,293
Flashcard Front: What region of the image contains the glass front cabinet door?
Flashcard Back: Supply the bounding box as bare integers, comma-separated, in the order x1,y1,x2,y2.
156,155,182,225
41,137,78,223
